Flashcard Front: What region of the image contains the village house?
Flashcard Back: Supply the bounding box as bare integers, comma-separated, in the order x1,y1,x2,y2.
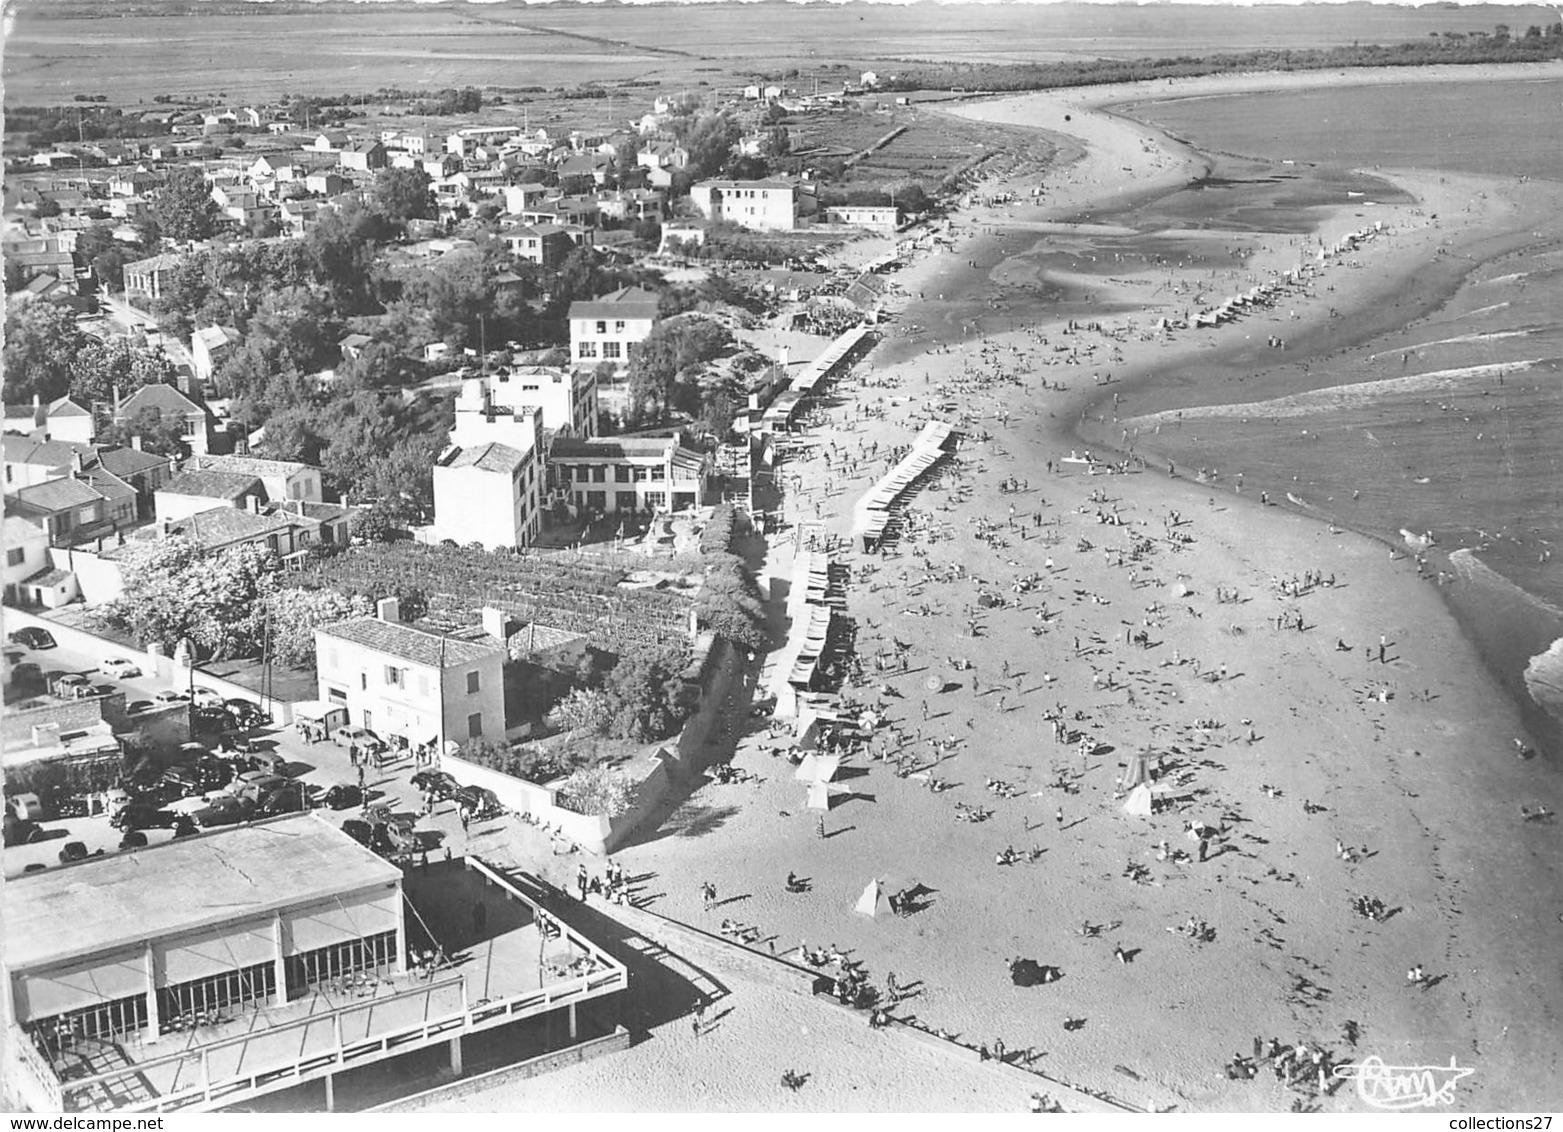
822,204,900,234
113,383,217,456
500,222,576,268
308,130,350,153
568,285,660,373
521,195,599,230
548,432,711,518
153,469,266,524
315,601,508,749
339,140,388,173
191,325,242,387
5,474,132,548
1,515,65,606
183,453,323,504
3,396,94,447
455,369,598,444
636,141,688,172
121,252,185,302
690,178,801,232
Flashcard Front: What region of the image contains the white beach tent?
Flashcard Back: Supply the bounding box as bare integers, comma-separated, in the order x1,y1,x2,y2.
1122,782,1155,817
806,779,846,811
794,752,842,784
854,878,893,918
1119,752,1152,792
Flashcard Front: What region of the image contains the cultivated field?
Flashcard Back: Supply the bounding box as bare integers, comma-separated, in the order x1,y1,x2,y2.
6,0,1554,106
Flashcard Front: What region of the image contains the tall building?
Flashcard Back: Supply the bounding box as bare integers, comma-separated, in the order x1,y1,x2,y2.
567,286,660,374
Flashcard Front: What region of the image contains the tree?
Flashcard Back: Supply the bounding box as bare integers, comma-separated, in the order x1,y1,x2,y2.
101,538,281,660
554,765,635,818
3,302,86,405
153,166,220,242
74,225,135,291
262,588,372,668
682,113,742,181
97,406,188,457
70,338,177,408
367,167,433,229
601,643,698,742
695,553,769,650
548,687,614,737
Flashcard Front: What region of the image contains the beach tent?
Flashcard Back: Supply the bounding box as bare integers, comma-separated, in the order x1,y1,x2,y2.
1119,753,1152,791
795,706,823,751
794,752,841,784
1122,783,1155,817
805,780,846,811
854,879,893,918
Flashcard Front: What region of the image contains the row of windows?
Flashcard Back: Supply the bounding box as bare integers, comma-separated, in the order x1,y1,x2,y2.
376,667,481,694
577,491,667,511
558,463,665,484
575,340,623,360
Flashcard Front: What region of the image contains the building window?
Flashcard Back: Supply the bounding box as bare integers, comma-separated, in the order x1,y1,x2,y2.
467,670,481,694
595,320,607,334
616,491,637,512
284,931,396,997
328,649,339,669
29,991,149,1049
614,320,625,333
577,342,597,359
615,465,631,483
158,960,277,1032
586,490,605,511
467,712,483,738
328,686,346,703
632,466,649,482
5,548,23,567
360,673,368,691
646,491,666,509
603,341,621,360
592,466,607,483
384,666,403,687
558,466,572,483
650,465,666,481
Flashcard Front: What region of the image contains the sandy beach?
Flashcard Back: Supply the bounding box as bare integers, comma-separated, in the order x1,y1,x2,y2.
456,64,1563,1113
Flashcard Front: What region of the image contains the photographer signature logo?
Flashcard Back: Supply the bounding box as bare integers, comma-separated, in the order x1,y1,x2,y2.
1332,1055,1475,1109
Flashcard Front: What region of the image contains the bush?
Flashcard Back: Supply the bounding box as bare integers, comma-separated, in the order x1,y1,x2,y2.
695,552,768,651
554,764,636,818
603,643,699,743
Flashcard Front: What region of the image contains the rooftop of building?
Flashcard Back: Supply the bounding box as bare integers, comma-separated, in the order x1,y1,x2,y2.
160,468,263,500
438,441,530,474
318,616,507,668
187,453,311,479
567,285,661,322
550,434,688,460
1,814,401,973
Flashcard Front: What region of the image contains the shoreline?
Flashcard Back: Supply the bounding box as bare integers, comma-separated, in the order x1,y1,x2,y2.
457,62,1563,1112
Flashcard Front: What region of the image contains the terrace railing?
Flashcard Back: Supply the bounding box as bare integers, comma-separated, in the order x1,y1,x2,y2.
7,1023,64,1114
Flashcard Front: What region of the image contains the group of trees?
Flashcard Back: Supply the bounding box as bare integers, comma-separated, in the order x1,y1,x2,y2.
96,537,369,668
548,641,700,745
1,303,178,411
624,314,733,424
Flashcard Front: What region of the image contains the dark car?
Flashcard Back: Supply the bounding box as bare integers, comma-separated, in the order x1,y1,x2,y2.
195,795,250,828
258,783,308,816
451,785,500,819
112,804,179,832
118,830,149,850
58,841,90,864
160,765,202,797
126,699,154,715
321,784,363,811
245,750,288,776
341,819,373,847
194,706,238,734
225,698,267,728
3,816,48,847
9,627,57,649
11,661,42,686
196,756,235,792
411,771,459,800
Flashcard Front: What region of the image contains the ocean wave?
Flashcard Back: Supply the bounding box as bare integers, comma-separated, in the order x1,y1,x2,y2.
1447,549,1563,723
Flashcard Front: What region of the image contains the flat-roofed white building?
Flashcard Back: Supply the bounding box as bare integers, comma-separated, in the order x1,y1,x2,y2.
689,178,799,232
549,433,711,518
456,369,597,442
567,286,660,374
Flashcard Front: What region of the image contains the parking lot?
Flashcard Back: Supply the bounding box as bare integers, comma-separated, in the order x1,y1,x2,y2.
4,631,484,879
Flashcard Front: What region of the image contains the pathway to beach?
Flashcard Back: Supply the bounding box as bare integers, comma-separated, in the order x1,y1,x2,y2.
472,64,1563,1113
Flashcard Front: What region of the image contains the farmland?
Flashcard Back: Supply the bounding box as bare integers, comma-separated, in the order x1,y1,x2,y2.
7,0,1555,106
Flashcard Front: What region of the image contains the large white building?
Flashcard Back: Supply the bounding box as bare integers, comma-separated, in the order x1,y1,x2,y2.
315,602,508,749
455,369,598,442
689,179,799,232
567,286,660,374
549,433,711,518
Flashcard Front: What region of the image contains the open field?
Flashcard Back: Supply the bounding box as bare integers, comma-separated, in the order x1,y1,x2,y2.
6,1,1558,105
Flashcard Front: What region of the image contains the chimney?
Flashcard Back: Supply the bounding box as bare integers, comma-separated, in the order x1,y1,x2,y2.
112,383,122,414
481,606,509,642
130,435,143,451
246,494,261,514
70,451,84,477
377,597,400,623
159,519,173,539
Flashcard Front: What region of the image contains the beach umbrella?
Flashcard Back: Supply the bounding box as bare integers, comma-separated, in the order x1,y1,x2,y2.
1121,783,1155,817
854,878,893,918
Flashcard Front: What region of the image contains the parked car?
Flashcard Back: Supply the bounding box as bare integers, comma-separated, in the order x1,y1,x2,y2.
191,687,225,710
9,627,57,649
195,795,250,828
258,783,308,816
51,672,90,696
231,772,284,806
411,771,459,800
10,661,42,686
58,841,90,864
101,657,141,679
55,795,91,819
333,726,385,752
341,819,373,847
245,750,288,776
195,756,235,792
321,784,363,811
112,804,179,832
153,689,189,704
225,698,267,727
451,785,501,819
118,830,149,850
194,707,238,734
126,699,153,715
103,788,132,817
160,765,202,797
10,793,44,821
3,816,49,847
22,863,48,873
